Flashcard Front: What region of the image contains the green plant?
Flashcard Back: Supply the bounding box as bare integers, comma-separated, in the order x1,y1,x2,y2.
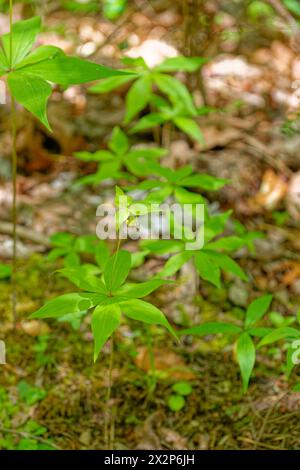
141,211,249,287
74,126,167,185
0,264,12,280
2,8,127,320
130,161,228,204
0,385,54,450
90,55,210,143
103,0,128,20
182,295,274,392
17,380,47,405
167,381,193,412
31,249,177,360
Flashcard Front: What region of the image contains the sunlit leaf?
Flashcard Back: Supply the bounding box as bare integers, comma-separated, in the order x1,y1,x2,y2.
181,322,242,336
92,304,121,361
2,17,41,67
120,298,177,338
258,327,300,347
124,75,152,123
104,250,131,293
8,72,52,131
245,294,273,329
236,332,256,393
30,293,100,319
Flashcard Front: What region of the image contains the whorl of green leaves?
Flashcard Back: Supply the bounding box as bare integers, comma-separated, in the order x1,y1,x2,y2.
0,16,127,131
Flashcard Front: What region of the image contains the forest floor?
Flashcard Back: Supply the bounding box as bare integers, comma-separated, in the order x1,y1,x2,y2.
1,0,300,450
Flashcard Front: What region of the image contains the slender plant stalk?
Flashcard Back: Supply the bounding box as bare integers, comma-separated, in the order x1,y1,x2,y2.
104,333,114,449
146,327,157,397
11,97,17,324
104,236,121,449
9,0,18,323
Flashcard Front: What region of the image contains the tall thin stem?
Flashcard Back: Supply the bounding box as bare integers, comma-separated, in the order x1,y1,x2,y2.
104,333,114,449
146,327,157,397
11,96,17,324
9,0,18,323
104,235,121,449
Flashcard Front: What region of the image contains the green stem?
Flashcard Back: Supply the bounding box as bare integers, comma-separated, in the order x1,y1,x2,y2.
104,333,114,449
9,0,18,323
104,232,121,448
146,327,157,396
11,96,17,324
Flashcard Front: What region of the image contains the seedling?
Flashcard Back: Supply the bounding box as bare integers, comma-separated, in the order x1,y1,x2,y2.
74,126,167,185
141,211,249,287
182,295,274,392
167,381,193,412
129,161,228,204
90,55,210,143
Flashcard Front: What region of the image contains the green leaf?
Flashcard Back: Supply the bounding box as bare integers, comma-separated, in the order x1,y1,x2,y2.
204,211,232,243
74,150,113,162
168,395,185,411
95,241,110,270
16,45,64,69
0,264,12,279
130,112,166,133
154,74,196,115
194,251,221,287
174,186,204,204
155,56,208,73
104,250,131,293
103,0,128,20
247,327,273,338
30,293,99,319
89,75,135,93
20,56,127,86
115,279,168,298
245,295,273,329
293,382,300,392
124,75,152,124
109,126,129,155
283,0,300,17
173,165,194,183
258,327,300,348
8,72,52,131
120,299,177,338
179,174,229,191
173,117,204,143
122,56,148,68
204,250,248,281
0,49,8,75
144,185,173,204
141,239,184,255
58,267,105,293
50,232,75,247
92,304,121,361
236,332,256,393
172,381,192,396
18,380,46,405
2,17,41,68
64,252,81,268
181,322,242,336
158,251,193,278
127,147,167,160
205,236,246,252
